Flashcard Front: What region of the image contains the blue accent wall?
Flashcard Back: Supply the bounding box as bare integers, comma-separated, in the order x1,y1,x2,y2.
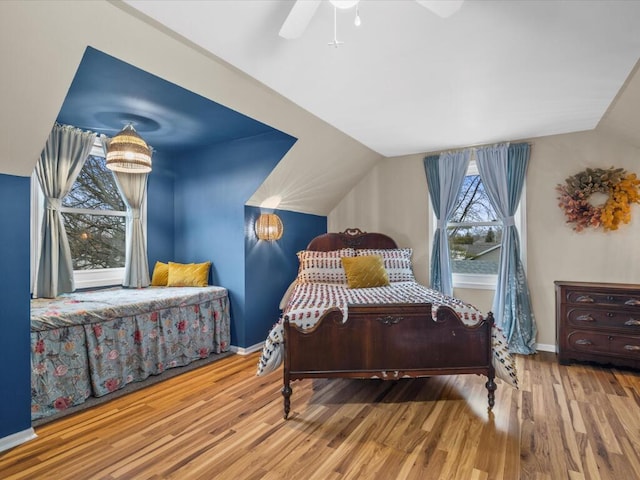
0,174,31,439
172,131,297,347
146,151,175,268
245,206,327,347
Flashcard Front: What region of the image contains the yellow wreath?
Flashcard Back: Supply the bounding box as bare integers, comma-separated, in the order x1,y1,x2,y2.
556,167,640,232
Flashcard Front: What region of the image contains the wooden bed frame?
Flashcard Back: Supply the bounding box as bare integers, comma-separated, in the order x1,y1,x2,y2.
281,228,496,419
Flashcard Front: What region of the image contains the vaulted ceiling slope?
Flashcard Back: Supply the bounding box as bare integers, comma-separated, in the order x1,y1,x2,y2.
598,60,640,149
0,1,381,216
124,0,640,155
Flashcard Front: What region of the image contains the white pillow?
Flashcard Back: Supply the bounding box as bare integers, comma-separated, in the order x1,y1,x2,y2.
296,248,355,284
356,248,415,282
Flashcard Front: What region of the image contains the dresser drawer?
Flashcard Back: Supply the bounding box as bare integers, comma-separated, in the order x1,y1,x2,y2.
565,330,640,360
565,290,640,308
566,331,610,355
610,336,640,359
567,308,640,331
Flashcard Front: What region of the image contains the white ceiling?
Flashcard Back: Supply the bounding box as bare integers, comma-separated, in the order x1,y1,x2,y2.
124,0,640,157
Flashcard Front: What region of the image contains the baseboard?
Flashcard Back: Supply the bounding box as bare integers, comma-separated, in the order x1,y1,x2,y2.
536,343,557,353
0,428,37,454
230,342,263,355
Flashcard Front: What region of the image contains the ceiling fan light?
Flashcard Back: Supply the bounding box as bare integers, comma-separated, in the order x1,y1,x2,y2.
106,123,152,173
329,0,360,10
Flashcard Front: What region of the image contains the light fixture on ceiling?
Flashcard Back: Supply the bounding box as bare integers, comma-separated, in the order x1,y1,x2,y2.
279,0,464,42
255,213,284,241
106,123,152,173
328,0,360,48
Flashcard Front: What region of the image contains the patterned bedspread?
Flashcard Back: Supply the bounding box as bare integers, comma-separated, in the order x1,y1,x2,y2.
31,286,228,331
257,282,518,388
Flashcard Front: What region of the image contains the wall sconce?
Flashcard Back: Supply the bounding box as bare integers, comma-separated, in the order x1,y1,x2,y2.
256,213,284,241
106,123,152,173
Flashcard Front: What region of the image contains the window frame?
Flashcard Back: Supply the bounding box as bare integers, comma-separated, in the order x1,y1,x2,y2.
428,156,526,290
31,139,147,291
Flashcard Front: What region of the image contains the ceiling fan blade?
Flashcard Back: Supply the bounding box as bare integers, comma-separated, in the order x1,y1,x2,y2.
279,0,322,39
415,0,464,18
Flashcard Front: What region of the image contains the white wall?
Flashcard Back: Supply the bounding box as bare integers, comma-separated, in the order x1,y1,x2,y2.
527,129,640,347
329,128,640,350
328,153,430,285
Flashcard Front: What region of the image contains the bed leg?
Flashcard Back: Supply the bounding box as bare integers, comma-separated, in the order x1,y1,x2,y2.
485,376,497,411
282,383,292,420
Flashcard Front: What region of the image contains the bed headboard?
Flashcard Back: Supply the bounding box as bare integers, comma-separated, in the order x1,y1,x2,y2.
306,228,398,251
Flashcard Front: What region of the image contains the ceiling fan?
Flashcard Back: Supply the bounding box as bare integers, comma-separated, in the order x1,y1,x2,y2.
279,0,464,41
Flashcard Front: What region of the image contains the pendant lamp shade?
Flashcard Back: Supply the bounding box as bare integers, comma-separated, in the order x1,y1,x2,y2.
256,213,284,241
106,124,152,173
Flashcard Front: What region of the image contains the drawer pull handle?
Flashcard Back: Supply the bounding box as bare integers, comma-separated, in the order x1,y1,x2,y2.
576,295,594,303
625,299,640,306
575,339,593,346
624,319,640,326
607,312,614,318
624,345,640,352
576,314,595,322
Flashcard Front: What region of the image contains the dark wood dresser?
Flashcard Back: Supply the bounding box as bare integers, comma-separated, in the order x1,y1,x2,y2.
556,281,640,369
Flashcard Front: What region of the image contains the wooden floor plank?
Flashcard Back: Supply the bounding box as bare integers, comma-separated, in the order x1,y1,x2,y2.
2,351,640,479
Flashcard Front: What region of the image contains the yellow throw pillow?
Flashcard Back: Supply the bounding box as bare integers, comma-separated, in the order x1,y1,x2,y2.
150,261,169,286
167,261,211,287
341,255,390,289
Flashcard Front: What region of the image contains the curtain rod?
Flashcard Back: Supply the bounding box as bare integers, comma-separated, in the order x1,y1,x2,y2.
426,141,533,157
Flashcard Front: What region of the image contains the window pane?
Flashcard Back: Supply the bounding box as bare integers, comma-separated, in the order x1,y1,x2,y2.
450,175,498,223
62,213,125,269
448,225,502,274
63,155,126,211
448,174,501,275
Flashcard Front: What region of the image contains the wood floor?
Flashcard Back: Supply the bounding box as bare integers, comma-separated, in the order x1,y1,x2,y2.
1,351,640,479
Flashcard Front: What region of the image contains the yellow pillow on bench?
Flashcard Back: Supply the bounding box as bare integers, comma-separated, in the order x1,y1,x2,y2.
341,255,389,289
167,261,211,287
150,261,169,286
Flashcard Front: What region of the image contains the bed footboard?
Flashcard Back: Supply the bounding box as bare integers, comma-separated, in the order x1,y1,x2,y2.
282,303,495,419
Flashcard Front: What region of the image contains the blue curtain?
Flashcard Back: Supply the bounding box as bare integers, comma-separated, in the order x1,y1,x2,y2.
34,124,96,298
424,150,471,296
476,143,536,354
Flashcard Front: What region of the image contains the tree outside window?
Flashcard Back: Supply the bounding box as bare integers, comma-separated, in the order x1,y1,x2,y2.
61,154,126,270
447,173,502,275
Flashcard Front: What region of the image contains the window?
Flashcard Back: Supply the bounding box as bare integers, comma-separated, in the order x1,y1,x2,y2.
60,143,126,288
31,141,143,290
447,162,501,289
430,160,526,290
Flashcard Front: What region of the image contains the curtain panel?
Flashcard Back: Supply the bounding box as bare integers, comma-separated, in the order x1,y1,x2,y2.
476,143,537,354
424,150,471,296
33,124,96,298
113,171,150,288
101,136,150,288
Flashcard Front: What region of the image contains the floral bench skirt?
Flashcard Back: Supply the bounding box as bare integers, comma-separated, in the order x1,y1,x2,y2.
31,286,230,420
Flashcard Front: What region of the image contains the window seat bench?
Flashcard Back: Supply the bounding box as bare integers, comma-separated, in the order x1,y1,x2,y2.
30,286,230,421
